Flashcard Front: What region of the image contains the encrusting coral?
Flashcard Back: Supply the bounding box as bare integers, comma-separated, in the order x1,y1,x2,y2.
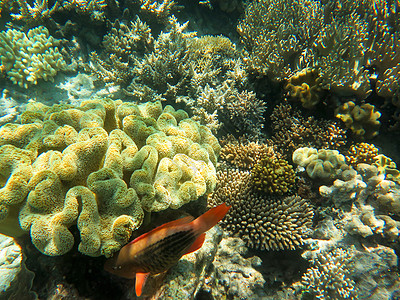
0,98,220,257
208,168,313,251
0,26,69,89
334,101,381,139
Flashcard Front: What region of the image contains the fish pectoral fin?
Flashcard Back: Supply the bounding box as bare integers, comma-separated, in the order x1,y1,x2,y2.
184,233,206,255
135,272,150,297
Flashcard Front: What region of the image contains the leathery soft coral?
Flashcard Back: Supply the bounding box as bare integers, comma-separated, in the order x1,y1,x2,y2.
0,98,220,257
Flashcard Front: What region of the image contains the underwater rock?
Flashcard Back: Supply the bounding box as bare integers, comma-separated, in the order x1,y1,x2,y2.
207,236,266,299
0,234,36,300
352,244,400,299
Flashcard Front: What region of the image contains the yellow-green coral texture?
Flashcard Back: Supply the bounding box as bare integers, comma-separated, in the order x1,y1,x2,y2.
0,26,68,88
0,98,220,257
251,157,295,194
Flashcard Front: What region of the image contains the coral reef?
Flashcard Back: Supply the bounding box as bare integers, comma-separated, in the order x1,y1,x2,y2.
300,247,357,299
207,236,266,299
237,0,323,80
269,103,347,158
292,147,348,180
219,137,276,170
88,17,154,85
345,142,379,166
335,101,381,139
208,168,313,250
284,68,324,109
0,98,220,257
0,26,69,89
251,156,295,195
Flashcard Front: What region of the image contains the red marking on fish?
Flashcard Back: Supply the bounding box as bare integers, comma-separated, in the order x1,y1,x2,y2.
104,203,230,296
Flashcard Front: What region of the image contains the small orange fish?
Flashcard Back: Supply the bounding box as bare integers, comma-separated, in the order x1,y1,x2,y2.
104,203,230,296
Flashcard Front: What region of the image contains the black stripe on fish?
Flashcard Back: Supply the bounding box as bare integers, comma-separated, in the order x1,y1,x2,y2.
135,229,196,274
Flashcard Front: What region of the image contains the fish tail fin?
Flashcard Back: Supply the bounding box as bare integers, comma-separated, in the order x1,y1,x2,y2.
191,203,230,234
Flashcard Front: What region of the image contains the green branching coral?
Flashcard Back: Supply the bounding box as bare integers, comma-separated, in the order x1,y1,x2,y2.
0,26,69,89
251,156,295,195
0,98,220,257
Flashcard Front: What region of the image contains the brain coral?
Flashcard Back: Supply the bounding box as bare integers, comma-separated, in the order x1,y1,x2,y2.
0,98,220,257
208,168,314,250
0,26,68,88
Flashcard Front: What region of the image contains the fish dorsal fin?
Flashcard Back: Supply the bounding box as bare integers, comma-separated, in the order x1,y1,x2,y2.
135,272,150,296
130,215,194,244
184,233,206,255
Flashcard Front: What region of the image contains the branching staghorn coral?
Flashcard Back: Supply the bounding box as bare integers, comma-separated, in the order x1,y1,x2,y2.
189,81,266,137
88,17,154,85
237,0,323,80
61,0,107,21
9,0,60,27
125,16,197,100
0,26,69,89
312,10,371,98
364,0,400,98
0,98,220,257
139,0,178,23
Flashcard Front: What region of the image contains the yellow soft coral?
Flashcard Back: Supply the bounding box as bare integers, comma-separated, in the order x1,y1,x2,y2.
335,101,381,139
285,68,324,109
0,98,219,257
293,147,347,180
